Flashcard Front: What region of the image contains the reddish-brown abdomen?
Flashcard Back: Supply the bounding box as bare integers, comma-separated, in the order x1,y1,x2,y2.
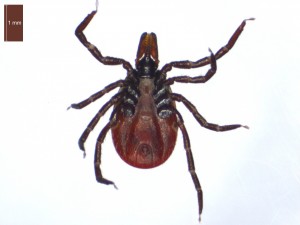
111,79,178,169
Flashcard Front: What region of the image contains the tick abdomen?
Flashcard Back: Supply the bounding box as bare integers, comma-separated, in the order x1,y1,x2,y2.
112,78,177,168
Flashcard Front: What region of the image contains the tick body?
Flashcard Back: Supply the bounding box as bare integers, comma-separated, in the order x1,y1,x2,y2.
70,1,252,221
112,77,178,169
110,32,178,169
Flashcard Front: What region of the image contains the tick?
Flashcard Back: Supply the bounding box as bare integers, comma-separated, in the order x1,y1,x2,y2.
69,1,252,221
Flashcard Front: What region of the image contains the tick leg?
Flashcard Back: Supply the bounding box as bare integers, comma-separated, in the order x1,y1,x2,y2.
75,6,133,72
77,91,124,155
214,18,255,60
172,93,249,131
174,109,203,221
94,121,117,188
68,80,125,110
161,18,254,74
164,49,216,85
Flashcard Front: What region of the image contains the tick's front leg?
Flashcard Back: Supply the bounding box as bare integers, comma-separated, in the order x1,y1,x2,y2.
161,18,254,74
75,9,97,48
75,3,133,71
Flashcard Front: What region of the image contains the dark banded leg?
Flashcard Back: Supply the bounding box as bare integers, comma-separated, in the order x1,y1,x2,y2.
77,92,124,155
161,18,254,74
75,4,133,72
174,109,203,221
94,106,119,189
172,93,249,131
68,80,125,110
94,121,117,188
164,49,216,85
214,18,255,60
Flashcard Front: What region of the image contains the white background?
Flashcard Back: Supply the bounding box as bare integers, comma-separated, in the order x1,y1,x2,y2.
1,0,300,224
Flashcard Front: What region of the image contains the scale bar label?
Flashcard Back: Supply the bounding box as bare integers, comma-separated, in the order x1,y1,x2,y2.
4,5,23,42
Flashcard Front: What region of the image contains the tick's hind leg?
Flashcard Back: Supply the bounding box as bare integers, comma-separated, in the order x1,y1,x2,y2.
174,109,203,221
172,93,249,131
94,121,117,188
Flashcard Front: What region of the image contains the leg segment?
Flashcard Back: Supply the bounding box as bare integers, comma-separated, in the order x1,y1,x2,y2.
77,91,124,154
75,7,133,72
94,121,117,188
174,109,203,221
68,80,125,110
172,93,249,131
214,18,255,60
164,49,216,85
161,18,254,74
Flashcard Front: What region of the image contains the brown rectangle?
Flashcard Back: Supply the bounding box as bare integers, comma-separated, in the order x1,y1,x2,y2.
4,5,23,42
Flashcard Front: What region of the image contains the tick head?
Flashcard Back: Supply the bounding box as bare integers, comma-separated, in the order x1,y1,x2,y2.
135,32,159,77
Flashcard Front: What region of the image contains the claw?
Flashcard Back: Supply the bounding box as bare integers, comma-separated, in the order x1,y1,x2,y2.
96,0,99,11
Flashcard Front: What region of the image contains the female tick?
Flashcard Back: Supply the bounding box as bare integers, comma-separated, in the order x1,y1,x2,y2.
69,2,252,221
